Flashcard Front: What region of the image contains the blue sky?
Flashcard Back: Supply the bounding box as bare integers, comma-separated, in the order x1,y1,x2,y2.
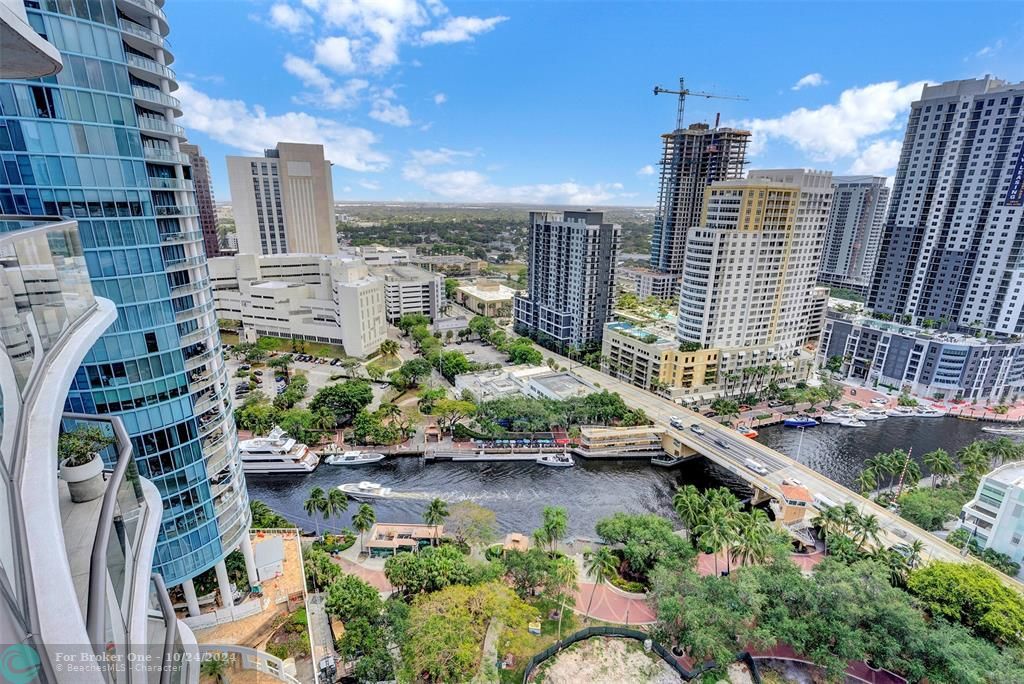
168,1,1022,206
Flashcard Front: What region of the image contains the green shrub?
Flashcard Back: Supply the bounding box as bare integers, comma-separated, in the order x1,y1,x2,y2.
609,574,646,594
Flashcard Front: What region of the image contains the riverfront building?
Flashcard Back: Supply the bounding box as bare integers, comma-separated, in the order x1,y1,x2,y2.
228,142,337,256
514,210,620,352
0,0,249,594
601,320,719,397
817,176,889,296
869,77,1024,336
676,170,831,381
818,313,1024,402
957,461,1024,578
209,252,387,357
649,123,751,280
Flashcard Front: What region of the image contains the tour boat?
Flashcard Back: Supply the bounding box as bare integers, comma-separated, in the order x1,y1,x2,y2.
536,453,575,467
239,427,319,474
914,406,945,418
783,415,818,428
839,418,867,428
855,408,889,421
736,425,758,439
821,409,856,424
338,481,394,499
886,406,917,417
981,425,1024,435
324,450,386,466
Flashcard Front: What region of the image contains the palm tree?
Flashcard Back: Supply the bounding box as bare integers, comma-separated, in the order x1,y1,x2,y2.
379,339,400,359
732,509,773,567
812,505,844,553
303,487,327,537
985,437,1020,468
853,468,877,496
268,353,293,380
423,498,449,545
201,654,229,684
957,441,990,478
582,547,617,620
905,539,924,570
923,448,953,488
366,363,385,382
694,506,736,576
553,556,578,641
853,513,883,551
672,485,704,541
322,488,348,533
352,503,375,555
378,402,402,425
540,506,568,554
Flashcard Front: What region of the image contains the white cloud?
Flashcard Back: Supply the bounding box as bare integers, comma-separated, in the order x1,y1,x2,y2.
269,3,311,33
403,157,626,205
177,82,388,173
314,36,357,73
849,139,903,175
268,2,507,75
433,92,447,105
369,97,412,127
636,164,655,176
283,55,368,109
740,80,928,161
409,147,475,165
791,73,826,91
420,15,508,44
973,39,1003,59
359,179,381,191
342,185,353,193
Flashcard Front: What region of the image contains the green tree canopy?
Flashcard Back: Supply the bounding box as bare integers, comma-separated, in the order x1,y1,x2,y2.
309,380,373,424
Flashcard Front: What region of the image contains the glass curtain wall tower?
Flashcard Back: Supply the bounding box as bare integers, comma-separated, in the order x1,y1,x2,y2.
0,0,250,596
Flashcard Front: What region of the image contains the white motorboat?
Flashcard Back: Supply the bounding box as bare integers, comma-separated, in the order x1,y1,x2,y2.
915,406,945,418
536,453,575,467
855,408,888,421
886,406,917,417
840,418,867,428
981,425,1024,435
338,481,394,499
239,426,319,474
324,450,386,466
822,409,856,424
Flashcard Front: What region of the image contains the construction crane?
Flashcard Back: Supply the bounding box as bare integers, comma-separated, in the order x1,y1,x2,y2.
653,77,747,130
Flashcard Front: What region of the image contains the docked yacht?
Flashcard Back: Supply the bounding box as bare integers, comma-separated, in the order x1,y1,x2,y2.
821,409,856,424
840,418,867,427
915,406,945,418
886,406,918,417
324,450,386,466
338,481,394,499
239,426,320,474
855,408,889,421
736,425,759,439
536,453,575,467
783,415,818,428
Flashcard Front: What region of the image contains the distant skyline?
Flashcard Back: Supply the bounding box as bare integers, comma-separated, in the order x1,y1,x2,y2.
169,1,1022,206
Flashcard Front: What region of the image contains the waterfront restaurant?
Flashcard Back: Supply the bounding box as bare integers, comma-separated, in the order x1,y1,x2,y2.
366,523,444,557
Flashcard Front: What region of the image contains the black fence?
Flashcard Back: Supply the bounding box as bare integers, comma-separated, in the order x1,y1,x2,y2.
520,626,762,683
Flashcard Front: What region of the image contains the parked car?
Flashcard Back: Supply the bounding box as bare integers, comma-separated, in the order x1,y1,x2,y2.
253,370,263,376
239,364,251,371
330,358,340,366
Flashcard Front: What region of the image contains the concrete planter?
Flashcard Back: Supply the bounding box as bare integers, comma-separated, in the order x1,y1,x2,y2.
60,452,105,503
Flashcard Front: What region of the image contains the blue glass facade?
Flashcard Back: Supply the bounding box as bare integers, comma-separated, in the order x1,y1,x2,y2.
0,1,246,585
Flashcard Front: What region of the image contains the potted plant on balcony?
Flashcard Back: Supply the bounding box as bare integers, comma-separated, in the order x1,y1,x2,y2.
58,425,115,503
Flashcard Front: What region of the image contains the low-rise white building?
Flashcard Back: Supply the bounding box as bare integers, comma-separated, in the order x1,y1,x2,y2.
454,365,596,402
370,263,446,321
209,253,387,357
358,244,411,265
957,461,1024,577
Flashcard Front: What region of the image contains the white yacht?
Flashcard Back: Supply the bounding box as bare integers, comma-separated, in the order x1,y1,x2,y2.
339,481,394,499
325,450,386,466
822,409,856,424
982,425,1024,436
239,426,320,474
915,406,945,418
536,453,575,467
886,406,918,417
855,408,889,421
840,418,867,428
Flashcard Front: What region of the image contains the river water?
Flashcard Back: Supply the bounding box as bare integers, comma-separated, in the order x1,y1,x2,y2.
245,417,992,537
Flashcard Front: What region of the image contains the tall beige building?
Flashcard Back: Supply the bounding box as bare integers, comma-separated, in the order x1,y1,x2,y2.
227,142,337,255
677,169,832,377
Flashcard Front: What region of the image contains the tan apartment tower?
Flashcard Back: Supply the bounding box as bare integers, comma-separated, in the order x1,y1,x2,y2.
227,142,337,255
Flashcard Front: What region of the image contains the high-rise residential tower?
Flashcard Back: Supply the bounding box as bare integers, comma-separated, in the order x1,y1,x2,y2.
869,77,1024,334
227,142,337,256
817,176,890,296
677,170,832,377
0,0,250,601
181,142,220,258
649,123,750,278
514,210,620,352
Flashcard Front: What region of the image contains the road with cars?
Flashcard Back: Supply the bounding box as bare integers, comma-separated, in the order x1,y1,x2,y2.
553,355,1024,590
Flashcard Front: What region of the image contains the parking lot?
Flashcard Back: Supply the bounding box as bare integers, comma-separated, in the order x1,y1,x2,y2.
447,340,507,365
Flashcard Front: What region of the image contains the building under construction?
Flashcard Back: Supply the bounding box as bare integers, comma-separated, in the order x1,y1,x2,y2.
649,123,750,277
